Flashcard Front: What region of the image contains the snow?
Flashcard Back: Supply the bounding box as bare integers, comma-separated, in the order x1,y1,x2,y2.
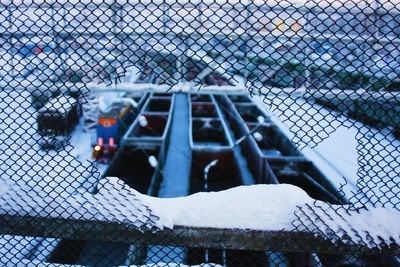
0,91,397,266
0,2,396,265
0,176,164,231
39,95,77,113
2,175,398,249
136,180,400,248
0,88,398,257
296,202,400,248
253,92,400,207
313,127,359,182
0,181,9,196
0,91,102,263
143,182,400,248
312,124,400,207
0,235,37,266
0,89,103,195
144,183,313,231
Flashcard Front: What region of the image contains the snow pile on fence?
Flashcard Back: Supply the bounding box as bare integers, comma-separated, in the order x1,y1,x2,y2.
142,183,313,231
293,202,400,249
141,179,400,248
0,177,163,232
1,176,399,249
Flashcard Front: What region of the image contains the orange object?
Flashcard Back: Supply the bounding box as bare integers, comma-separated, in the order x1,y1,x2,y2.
99,118,117,127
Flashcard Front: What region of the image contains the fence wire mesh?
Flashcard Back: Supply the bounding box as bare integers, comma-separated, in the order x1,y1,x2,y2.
0,0,399,266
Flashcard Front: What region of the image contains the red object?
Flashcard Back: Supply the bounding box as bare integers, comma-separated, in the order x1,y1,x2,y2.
93,137,118,163
109,137,115,146
93,144,117,163
34,46,42,54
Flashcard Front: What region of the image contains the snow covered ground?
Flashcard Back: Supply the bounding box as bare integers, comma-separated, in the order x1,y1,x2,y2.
0,90,103,264
254,92,400,207
0,91,99,196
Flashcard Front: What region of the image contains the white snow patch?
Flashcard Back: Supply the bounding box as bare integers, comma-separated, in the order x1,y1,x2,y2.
39,95,77,113
0,177,164,230
254,93,400,207
142,184,313,231
0,182,9,196
298,202,400,248
140,182,400,247
313,126,359,183
0,235,36,266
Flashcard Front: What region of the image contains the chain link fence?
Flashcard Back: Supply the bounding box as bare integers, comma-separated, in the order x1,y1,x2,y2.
0,0,399,266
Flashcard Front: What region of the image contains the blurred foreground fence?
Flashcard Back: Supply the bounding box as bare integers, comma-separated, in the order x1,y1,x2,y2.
0,0,399,266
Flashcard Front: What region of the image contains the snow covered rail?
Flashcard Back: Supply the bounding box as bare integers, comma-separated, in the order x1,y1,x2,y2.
0,177,399,256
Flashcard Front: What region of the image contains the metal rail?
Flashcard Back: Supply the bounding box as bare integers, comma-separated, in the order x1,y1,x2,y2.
0,213,398,255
